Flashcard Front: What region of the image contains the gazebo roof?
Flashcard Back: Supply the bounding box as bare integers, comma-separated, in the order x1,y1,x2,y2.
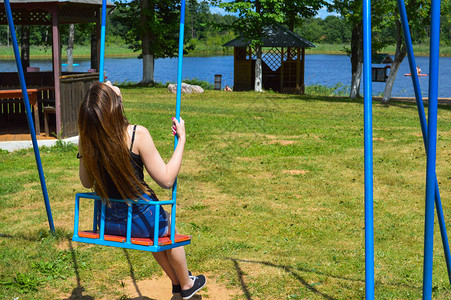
0,0,115,25
223,24,316,48
372,53,394,64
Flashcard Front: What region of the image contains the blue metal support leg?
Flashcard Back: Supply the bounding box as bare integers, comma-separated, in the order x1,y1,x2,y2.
4,0,55,232
99,0,107,82
363,0,374,298
422,0,442,298
397,0,451,285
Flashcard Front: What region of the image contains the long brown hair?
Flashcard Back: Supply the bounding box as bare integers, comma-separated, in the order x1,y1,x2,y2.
78,81,148,205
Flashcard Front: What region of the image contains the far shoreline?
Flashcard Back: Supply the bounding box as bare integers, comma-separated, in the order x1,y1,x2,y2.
0,50,444,60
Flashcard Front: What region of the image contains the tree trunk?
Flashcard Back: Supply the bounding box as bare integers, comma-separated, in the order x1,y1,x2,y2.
66,24,74,72
382,20,406,104
142,52,155,84
254,46,263,92
254,0,262,92
288,14,295,32
349,23,363,99
140,0,155,85
350,61,363,99
20,25,30,72
382,61,401,103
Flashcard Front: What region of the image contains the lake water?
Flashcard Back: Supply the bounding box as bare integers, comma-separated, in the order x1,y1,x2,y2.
1,54,450,97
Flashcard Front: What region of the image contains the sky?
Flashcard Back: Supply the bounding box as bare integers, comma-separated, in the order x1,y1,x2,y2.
209,2,339,19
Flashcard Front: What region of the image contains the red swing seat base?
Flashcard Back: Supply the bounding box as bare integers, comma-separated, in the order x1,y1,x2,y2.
78,230,192,246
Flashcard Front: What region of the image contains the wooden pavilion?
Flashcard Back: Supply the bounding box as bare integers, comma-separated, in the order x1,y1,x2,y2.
0,0,114,139
223,24,315,94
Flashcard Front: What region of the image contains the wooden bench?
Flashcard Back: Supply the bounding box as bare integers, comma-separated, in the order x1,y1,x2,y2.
0,89,41,135
43,106,56,137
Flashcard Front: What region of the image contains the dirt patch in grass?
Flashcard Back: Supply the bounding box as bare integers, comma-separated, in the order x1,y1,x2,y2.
267,140,295,145
116,272,242,300
282,170,310,175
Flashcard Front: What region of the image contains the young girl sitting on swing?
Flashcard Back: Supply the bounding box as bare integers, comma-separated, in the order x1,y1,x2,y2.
77,81,206,299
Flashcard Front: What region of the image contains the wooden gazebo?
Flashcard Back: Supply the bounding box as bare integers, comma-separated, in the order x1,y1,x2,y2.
223,24,315,94
0,0,114,139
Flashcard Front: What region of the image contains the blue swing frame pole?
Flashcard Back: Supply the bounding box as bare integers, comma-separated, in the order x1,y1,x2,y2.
397,0,451,284
171,0,186,244
4,0,55,232
423,0,442,298
363,0,374,298
99,0,107,82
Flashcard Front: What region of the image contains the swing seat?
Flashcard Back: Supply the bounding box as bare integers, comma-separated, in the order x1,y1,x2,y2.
72,192,191,252
78,231,191,246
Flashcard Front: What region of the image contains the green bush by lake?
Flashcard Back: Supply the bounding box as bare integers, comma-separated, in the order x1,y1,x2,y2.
1,89,451,299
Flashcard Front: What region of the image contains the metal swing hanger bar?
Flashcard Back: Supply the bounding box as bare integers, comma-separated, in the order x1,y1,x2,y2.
80,0,188,249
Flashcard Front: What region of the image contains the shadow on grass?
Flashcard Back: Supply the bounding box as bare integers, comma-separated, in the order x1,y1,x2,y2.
122,249,200,300
65,237,94,300
228,257,337,299
228,258,423,299
0,232,44,241
228,258,346,300
231,257,338,299
385,100,451,112
123,248,145,299
266,93,451,112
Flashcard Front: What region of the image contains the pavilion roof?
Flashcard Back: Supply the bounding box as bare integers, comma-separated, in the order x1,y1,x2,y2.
223,24,316,48
0,0,114,25
372,53,394,64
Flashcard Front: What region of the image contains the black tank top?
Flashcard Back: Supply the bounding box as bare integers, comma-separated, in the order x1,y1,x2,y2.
104,125,154,200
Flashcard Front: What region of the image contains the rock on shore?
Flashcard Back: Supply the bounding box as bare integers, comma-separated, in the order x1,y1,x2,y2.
167,83,204,94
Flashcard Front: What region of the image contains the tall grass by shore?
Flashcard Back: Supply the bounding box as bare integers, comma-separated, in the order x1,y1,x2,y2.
307,43,451,56
1,88,451,299
0,44,138,59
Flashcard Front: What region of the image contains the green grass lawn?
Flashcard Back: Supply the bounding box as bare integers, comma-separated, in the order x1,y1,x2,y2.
1,89,451,299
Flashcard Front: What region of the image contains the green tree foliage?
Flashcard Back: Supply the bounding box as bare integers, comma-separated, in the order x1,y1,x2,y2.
0,25,51,47
185,1,237,53
217,0,285,45
282,0,328,31
186,0,210,39
441,0,451,45
296,16,352,44
111,0,180,59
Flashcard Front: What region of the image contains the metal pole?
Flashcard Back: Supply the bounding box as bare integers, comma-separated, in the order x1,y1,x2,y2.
363,0,374,298
423,0,441,298
4,0,55,232
171,0,186,244
99,0,107,82
397,0,451,284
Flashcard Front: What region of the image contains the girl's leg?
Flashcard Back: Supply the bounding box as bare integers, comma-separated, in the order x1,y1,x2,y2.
152,210,193,289
166,246,192,290
152,251,180,284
